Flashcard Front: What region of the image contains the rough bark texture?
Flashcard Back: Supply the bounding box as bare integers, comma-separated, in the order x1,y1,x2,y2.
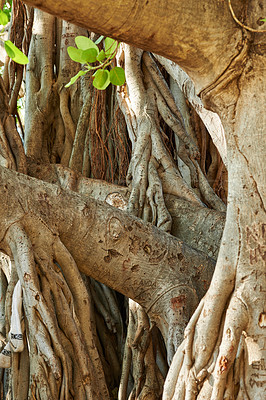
0,0,264,399
0,165,215,329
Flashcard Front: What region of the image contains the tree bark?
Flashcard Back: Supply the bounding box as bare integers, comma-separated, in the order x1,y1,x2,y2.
27,161,225,259
22,0,246,92
2,1,265,398
0,165,215,342
163,25,266,400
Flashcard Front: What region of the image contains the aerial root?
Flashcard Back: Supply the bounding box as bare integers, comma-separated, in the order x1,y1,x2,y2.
163,299,204,400
119,300,164,400
121,45,200,231
177,140,199,188
127,133,172,232
53,237,110,398
126,110,152,216
209,294,248,400
5,221,111,399
192,160,226,212
163,288,250,400
90,280,119,333
163,341,185,400
142,52,200,161
146,156,172,232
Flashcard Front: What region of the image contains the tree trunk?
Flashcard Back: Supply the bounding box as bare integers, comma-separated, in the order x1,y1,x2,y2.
163,21,266,400
0,0,264,399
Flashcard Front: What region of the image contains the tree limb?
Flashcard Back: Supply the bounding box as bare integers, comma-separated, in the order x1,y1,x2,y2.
22,0,243,93
0,165,215,352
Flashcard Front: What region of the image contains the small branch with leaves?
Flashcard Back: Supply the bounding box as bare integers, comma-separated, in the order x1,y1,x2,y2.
65,35,125,90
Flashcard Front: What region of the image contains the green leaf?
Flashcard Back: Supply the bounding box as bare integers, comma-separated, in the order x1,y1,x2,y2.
109,67,125,86
95,35,104,45
96,50,106,62
93,69,110,90
67,46,84,63
260,18,266,22
4,41,29,64
81,48,98,63
75,36,99,53
4,41,15,59
3,2,12,21
0,9,8,25
104,37,117,57
65,70,87,88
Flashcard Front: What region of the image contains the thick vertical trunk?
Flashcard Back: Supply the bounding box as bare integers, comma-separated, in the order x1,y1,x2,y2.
221,53,265,400
163,41,266,400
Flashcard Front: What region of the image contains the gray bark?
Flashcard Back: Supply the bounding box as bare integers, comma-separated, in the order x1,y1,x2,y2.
0,0,264,398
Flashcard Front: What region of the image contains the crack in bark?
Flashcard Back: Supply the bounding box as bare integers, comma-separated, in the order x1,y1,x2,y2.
200,33,250,104
234,136,266,211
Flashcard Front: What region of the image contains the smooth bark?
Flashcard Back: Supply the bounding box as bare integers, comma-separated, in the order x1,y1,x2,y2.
163,29,266,400
22,0,246,92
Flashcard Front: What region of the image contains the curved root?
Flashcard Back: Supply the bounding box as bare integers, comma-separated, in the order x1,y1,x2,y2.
163,285,252,400
5,220,110,399
147,156,172,232
119,300,164,400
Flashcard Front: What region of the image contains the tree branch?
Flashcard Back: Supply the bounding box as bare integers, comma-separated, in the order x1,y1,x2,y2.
22,0,242,93
0,165,215,351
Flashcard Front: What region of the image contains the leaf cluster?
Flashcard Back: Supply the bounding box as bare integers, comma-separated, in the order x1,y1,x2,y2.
65,36,125,90
0,2,29,65
0,0,11,24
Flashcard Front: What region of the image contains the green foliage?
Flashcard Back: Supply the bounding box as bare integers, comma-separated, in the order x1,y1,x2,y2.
109,67,125,86
4,40,28,65
2,1,11,22
0,2,29,65
82,48,98,63
75,36,99,53
65,70,87,88
260,18,266,22
104,37,117,58
93,69,110,90
66,35,125,90
0,9,8,25
96,50,106,62
67,47,84,63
